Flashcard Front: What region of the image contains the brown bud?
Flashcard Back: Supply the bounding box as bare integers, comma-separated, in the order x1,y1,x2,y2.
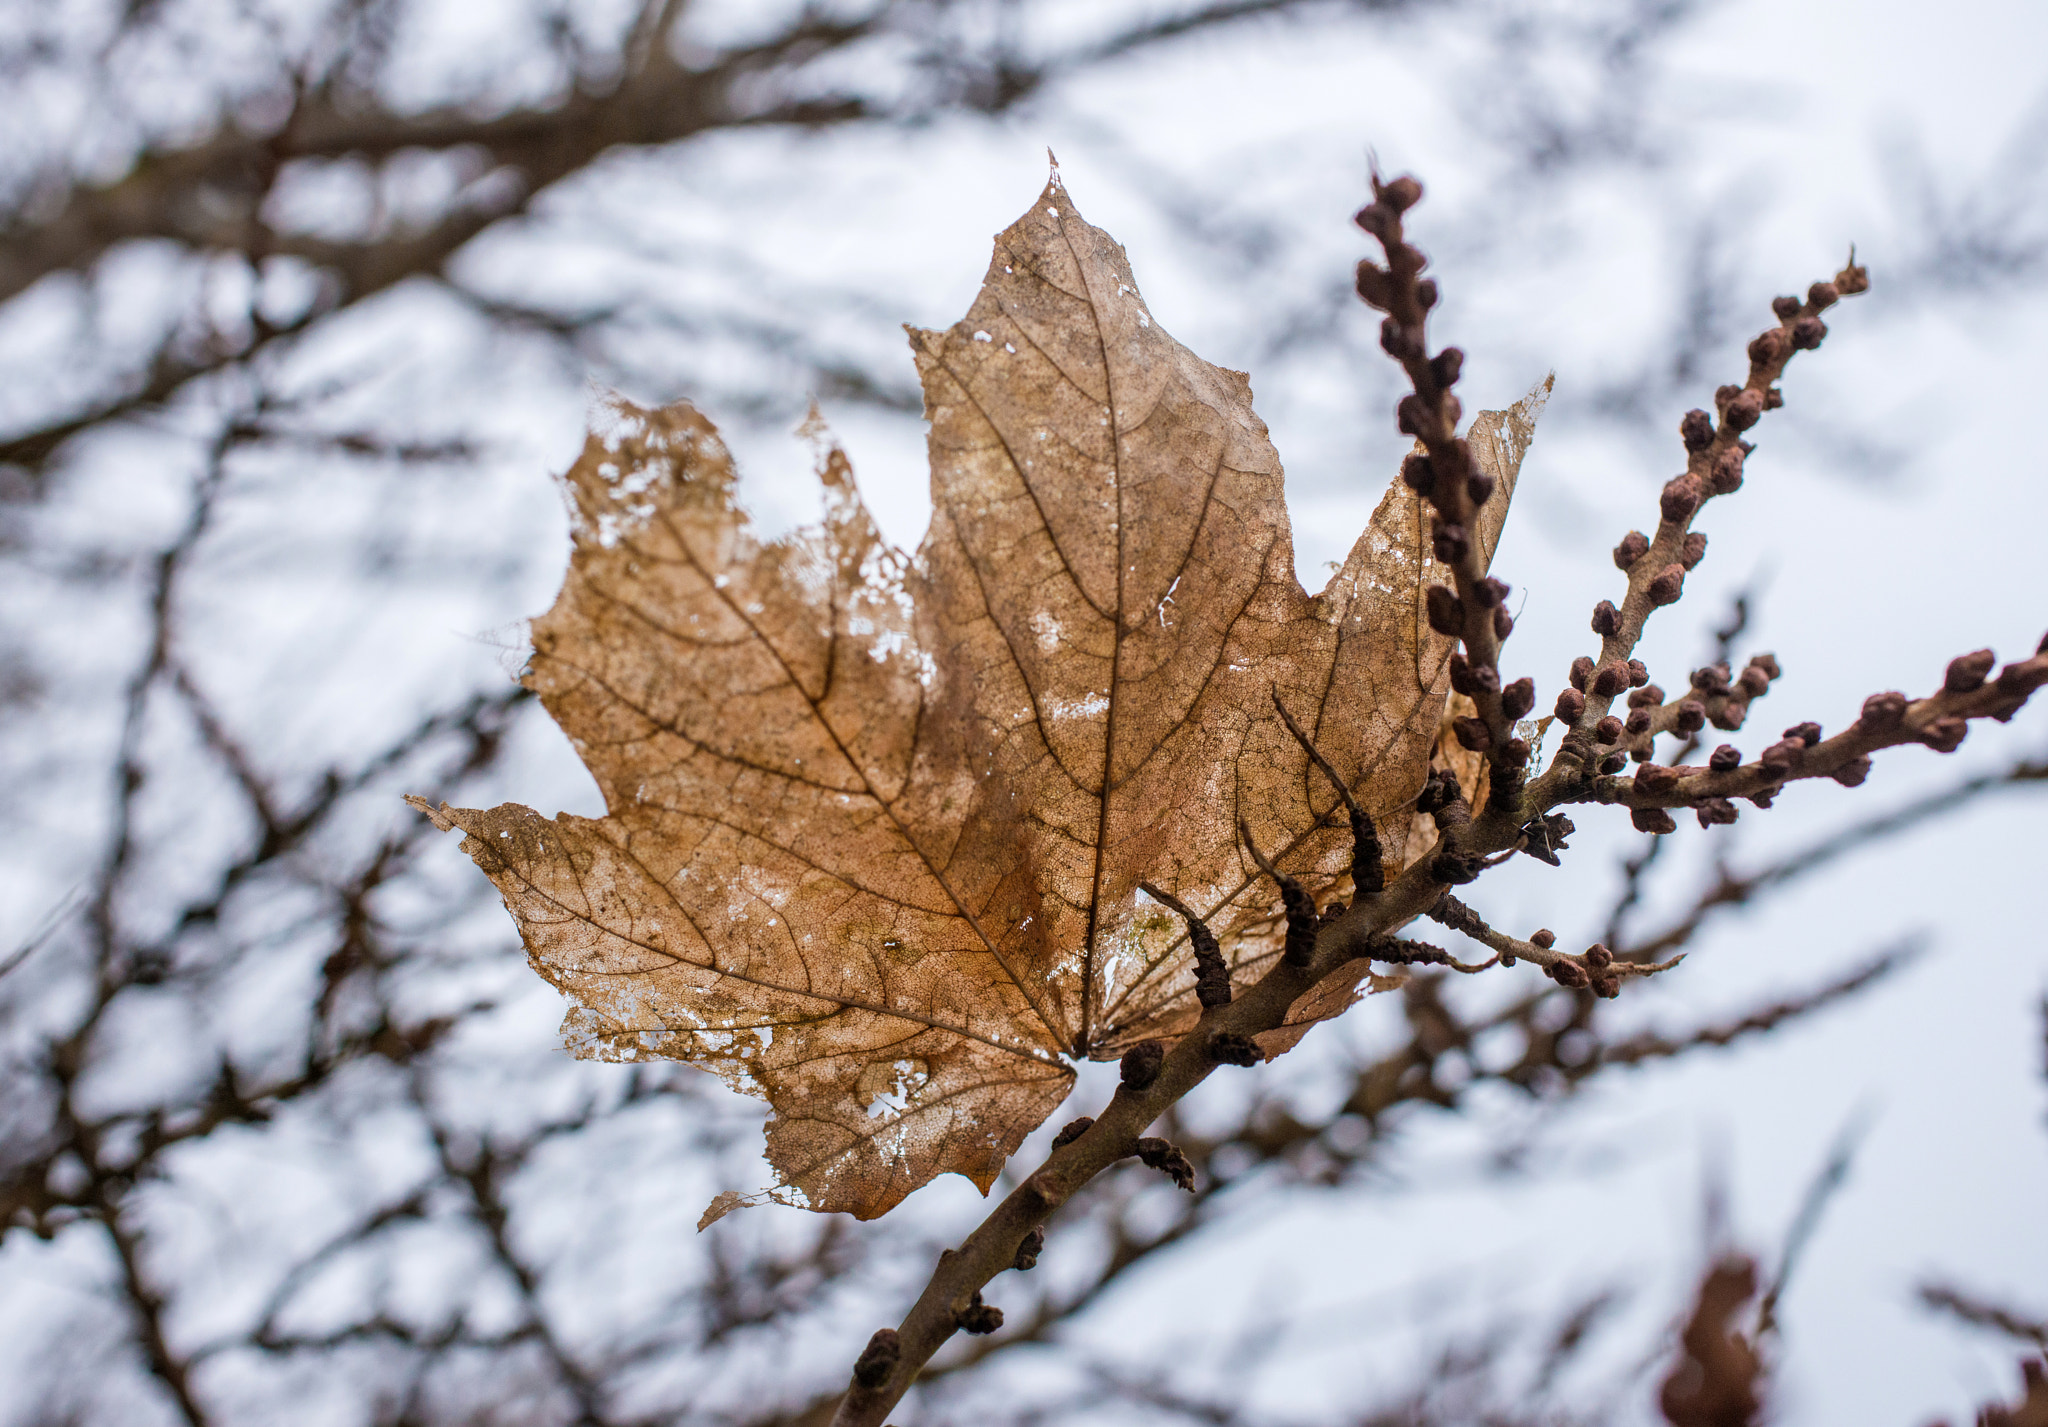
1634,763,1680,796
1784,721,1822,747
1715,384,1743,412
1431,347,1464,387
1594,715,1625,743
1474,577,1523,610
1749,653,1781,679
1921,715,1968,753
1501,677,1536,721
1692,663,1732,694
1592,661,1630,698
1750,787,1777,808
1772,295,1802,320
1944,649,1995,694
1807,280,1839,310
1569,656,1594,692
1759,738,1803,773
1831,756,1872,786
1433,522,1468,564
1676,699,1708,734
1469,576,1507,608
1051,1117,1094,1149
1430,849,1484,884
1467,469,1496,505
1355,260,1394,307
1453,715,1493,752
1680,409,1716,451
1625,707,1652,735
1710,697,1749,730
1136,1137,1196,1191
1401,451,1434,493
1790,315,1827,350
1747,329,1786,366
1014,1225,1046,1271
1426,584,1464,637
1209,1032,1263,1067
1415,768,1457,816
1628,659,1650,687
1710,445,1746,494
1379,174,1423,211
957,1291,1003,1335
1382,317,1422,359
1859,690,1908,731
1695,797,1740,826
853,1329,901,1389
1723,389,1766,431
1679,531,1708,569
1493,605,1515,640
1738,664,1773,697
1555,687,1587,721
1614,531,1650,570
1661,476,1702,523
1416,278,1439,310
1763,387,1784,410
1527,929,1556,950
1631,807,1678,834
1647,564,1685,606
1584,943,1614,969
1591,600,1621,637
1599,752,1629,774
1120,1041,1164,1090
1627,684,1665,709
1396,394,1426,436
1502,736,1530,766
1709,743,1742,771
1592,973,1623,999
1144,1142,1202,1197
1548,958,1590,989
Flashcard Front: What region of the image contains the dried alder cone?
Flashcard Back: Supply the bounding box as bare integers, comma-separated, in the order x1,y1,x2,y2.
408,173,1545,1219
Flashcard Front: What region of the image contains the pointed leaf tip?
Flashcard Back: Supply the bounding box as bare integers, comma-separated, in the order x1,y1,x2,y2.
698,1190,749,1232
403,794,456,832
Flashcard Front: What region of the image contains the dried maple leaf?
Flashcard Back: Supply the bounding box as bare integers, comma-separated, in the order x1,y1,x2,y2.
410,174,1547,1219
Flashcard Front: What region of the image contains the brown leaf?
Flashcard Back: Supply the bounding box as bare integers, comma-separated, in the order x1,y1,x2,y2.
696,1190,750,1232
419,175,1546,1218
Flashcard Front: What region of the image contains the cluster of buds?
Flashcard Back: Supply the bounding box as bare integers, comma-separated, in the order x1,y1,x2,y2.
1551,263,1869,784
1583,653,1788,775
1354,173,1529,772
1545,942,1625,999
1590,639,2048,828
1423,895,1675,996
1415,764,1486,884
